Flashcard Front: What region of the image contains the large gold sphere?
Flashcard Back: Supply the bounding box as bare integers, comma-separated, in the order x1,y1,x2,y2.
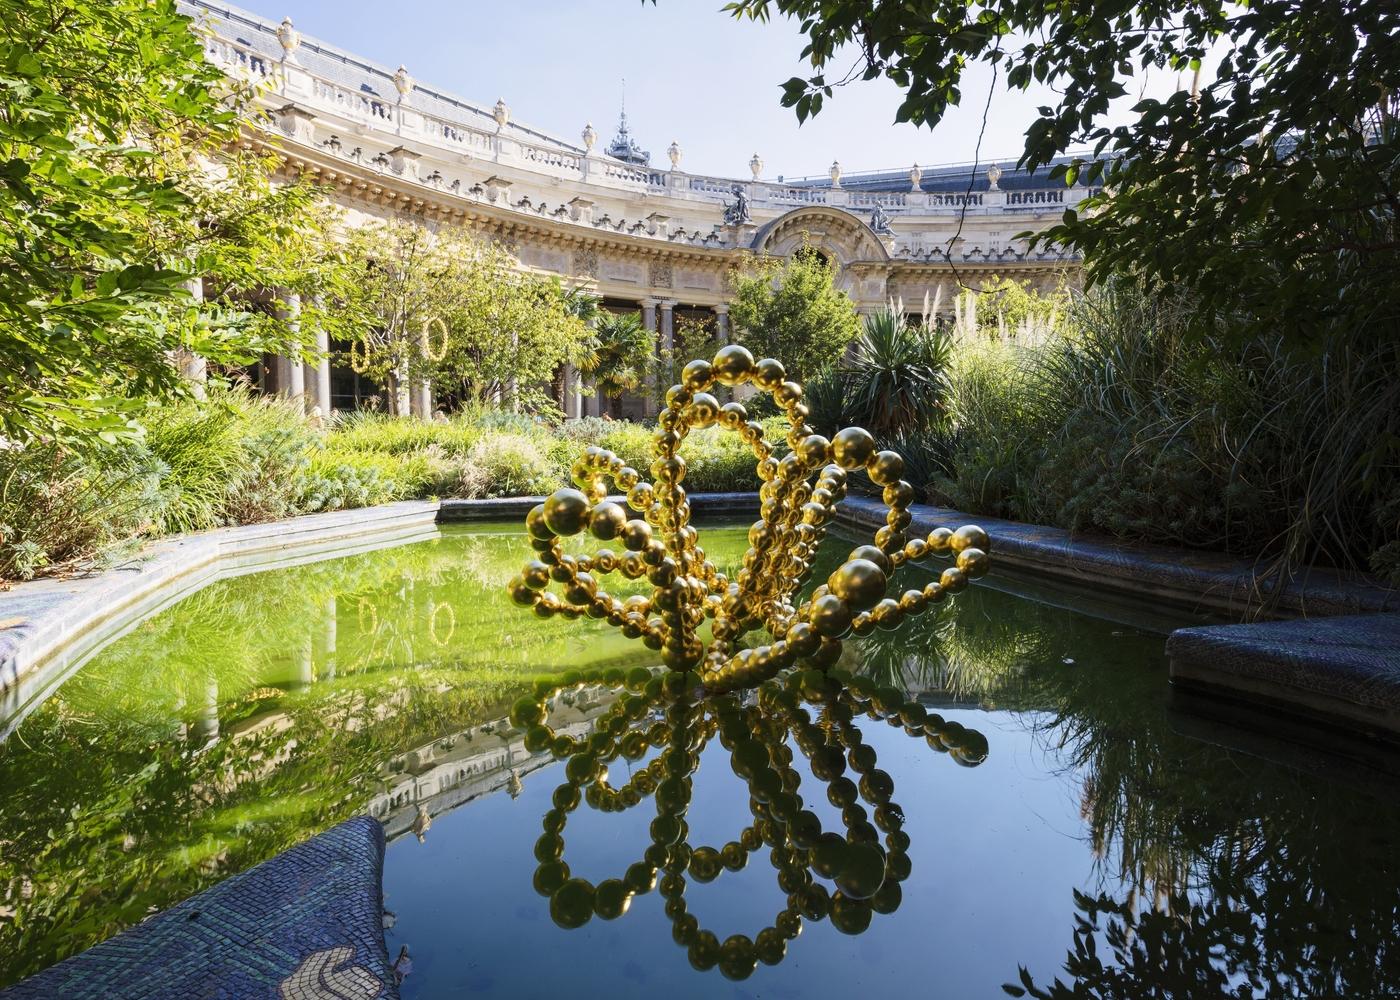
827,559,888,611
831,427,876,471
589,501,628,540
681,359,713,390
752,358,786,390
542,488,590,536
711,344,755,385
951,524,991,553
808,594,853,639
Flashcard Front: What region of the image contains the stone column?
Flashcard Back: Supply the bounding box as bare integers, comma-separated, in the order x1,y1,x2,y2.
713,304,730,345
277,292,305,403
411,323,433,420
659,301,674,353
562,362,582,420
641,298,658,418
177,277,208,400
302,297,332,417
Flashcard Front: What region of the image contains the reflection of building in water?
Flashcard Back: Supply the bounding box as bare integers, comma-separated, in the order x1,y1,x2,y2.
369,695,617,843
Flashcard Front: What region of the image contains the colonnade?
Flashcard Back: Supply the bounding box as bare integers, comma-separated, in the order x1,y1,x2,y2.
181,283,732,422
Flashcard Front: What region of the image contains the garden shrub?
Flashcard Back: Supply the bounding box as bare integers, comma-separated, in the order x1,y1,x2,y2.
467,432,560,497
0,441,163,579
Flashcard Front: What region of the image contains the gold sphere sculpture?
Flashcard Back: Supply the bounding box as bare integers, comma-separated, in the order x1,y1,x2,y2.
508,344,992,694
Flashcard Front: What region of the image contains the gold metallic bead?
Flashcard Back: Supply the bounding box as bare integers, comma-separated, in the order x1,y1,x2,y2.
956,547,990,578
883,480,915,507
681,358,713,389
796,434,831,466
686,392,720,428
588,501,628,540
718,934,757,981
626,482,654,511
874,526,906,553
712,344,756,385
719,401,748,429
774,380,803,405
620,519,653,552
550,878,596,929
542,488,590,536
831,427,876,471
808,594,853,638
940,566,969,593
951,524,991,553
508,576,538,606
827,559,888,611
898,589,928,614
526,503,555,540
866,450,905,486
664,384,691,409
752,358,786,390
651,456,686,484
616,466,640,490
653,428,681,453
756,457,779,482
522,560,550,590
871,597,903,631
903,538,929,561
925,526,953,557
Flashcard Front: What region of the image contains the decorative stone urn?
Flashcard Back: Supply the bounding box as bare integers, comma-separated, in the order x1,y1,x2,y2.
392,65,412,98
829,160,843,188
749,152,763,181
987,163,1003,190
276,17,300,56
493,98,510,130
909,162,923,192
668,141,683,171
582,122,597,153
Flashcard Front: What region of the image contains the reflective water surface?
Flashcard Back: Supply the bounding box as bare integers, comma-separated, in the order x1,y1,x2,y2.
1,524,1398,997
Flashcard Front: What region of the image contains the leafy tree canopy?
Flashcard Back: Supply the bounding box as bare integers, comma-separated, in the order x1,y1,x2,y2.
713,0,1399,346
339,221,591,415
1,0,335,448
728,244,862,382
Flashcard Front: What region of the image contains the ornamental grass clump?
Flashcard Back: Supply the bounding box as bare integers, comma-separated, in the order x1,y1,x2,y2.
938,281,1400,585
0,442,163,580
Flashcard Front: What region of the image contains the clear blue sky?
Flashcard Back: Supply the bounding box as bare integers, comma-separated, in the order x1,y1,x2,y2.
240,0,1192,179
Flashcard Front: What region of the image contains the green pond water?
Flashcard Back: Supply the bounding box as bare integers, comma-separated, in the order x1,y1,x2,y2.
1,522,1399,997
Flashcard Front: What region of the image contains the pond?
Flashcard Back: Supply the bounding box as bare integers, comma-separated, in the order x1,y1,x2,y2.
1,522,1398,997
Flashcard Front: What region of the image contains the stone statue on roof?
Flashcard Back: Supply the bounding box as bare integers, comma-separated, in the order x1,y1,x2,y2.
869,202,894,235
723,184,751,226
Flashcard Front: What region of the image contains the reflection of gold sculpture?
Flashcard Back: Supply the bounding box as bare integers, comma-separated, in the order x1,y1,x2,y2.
511,670,988,978
507,344,991,693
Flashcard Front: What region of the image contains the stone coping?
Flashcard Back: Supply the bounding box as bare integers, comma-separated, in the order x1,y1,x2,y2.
0,815,397,999
835,496,1399,620
1168,614,1400,743
436,491,760,522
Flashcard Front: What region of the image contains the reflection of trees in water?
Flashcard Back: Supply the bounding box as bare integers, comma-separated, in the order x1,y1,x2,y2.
851,580,1400,996
0,667,529,986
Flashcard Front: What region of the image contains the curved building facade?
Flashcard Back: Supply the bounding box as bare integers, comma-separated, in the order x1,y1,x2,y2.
186,1,1095,416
